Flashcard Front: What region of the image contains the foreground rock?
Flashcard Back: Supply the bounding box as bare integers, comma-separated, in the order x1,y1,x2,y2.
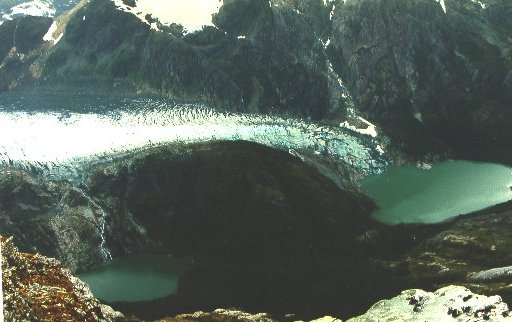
391,201,512,305
347,286,512,322
1,236,121,322
152,286,512,322
155,309,275,322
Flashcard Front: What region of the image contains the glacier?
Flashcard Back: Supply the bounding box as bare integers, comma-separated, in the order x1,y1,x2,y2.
0,92,389,183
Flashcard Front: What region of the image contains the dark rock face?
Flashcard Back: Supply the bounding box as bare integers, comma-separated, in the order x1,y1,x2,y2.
85,141,391,320
330,0,512,159
1,141,398,320
0,15,53,91
87,141,375,259
0,169,114,273
39,0,340,120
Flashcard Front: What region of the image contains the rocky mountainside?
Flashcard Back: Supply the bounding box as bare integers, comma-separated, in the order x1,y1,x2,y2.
152,286,512,322
1,236,122,321
329,0,512,161
387,200,512,305
346,285,512,322
0,0,511,162
1,141,405,320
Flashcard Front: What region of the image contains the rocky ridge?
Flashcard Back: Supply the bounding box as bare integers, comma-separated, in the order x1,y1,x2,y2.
1,235,122,321
346,286,512,322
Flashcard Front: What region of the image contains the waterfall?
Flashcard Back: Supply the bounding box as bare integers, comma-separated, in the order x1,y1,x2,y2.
72,187,113,261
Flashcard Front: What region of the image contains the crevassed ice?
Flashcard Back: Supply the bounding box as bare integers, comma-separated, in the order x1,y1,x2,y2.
111,0,222,32
0,99,388,182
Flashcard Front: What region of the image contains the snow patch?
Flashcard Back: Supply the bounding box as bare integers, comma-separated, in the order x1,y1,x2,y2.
4,0,56,19
237,35,246,39
42,21,57,42
416,162,432,169
471,0,487,9
327,61,345,88
42,21,62,45
414,112,422,122
111,0,222,33
340,116,378,138
329,5,336,20
435,0,447,13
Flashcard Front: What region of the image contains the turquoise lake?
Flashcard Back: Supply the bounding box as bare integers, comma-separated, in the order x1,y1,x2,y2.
79,254,190,302
359,161,512,224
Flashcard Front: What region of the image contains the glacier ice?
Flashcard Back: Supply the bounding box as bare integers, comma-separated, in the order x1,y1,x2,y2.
0,93,389,183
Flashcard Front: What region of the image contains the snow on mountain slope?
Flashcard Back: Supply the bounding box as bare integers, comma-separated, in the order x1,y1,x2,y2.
111,0,222,32
0,0,80,21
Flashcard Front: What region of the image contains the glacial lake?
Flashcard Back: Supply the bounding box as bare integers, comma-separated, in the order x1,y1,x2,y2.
79,255,190,302
359,160,512,224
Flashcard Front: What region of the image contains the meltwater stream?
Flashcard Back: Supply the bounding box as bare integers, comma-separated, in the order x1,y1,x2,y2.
0,92,388,182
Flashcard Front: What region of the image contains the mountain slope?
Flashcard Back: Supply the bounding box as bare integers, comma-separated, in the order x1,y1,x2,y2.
329,0,512,160
0,0,510,162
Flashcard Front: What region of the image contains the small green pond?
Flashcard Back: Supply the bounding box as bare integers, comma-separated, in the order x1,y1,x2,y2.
79,254,190,302
359,160,512,224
